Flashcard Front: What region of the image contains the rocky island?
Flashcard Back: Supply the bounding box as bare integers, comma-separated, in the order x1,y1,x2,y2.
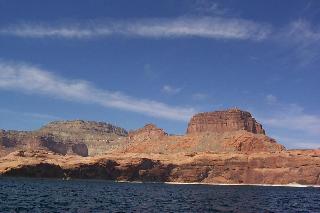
0,109,319,185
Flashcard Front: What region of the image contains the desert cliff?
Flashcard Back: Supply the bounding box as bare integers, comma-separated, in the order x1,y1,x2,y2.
0,109,319,185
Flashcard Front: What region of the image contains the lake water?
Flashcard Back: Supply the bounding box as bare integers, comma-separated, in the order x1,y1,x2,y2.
0,178,319,212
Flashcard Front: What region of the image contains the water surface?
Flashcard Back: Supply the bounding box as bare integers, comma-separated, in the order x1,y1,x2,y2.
0,178,319,212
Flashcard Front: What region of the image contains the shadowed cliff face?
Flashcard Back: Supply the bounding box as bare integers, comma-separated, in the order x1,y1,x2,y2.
3,163,65,178
187,109,265,135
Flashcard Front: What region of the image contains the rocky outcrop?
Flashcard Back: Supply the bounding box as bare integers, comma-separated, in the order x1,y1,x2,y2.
39,120,127,136
3,163,65,178
0,108,318,185
122,130,284,154
1,150,319,185
0,120,128,157
38,120,128,156
221,131,285,153
187,108,265,134
128,124,168,142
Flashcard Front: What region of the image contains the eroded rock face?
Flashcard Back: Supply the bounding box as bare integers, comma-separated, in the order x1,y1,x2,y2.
39,120,127,136
1,150,319,185
122,130,284,154
128,124,168,142
221,131,285,153
38,120,128,156
187,109,265,135
0,120,127,157
0,107,318,185
71,144,89,157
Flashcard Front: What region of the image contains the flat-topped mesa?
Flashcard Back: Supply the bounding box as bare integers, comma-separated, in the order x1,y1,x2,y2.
39,120,128,136
0,120,129,157
38,120,128,156
187,108,265,135
129,124,168,142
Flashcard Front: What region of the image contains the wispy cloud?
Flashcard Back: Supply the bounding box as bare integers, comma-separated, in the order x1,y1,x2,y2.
0,108,61,121
192,93,208,101
265,94,278,105
263,109,320,135
260,102,320,135
161,85,182,95
278,19,320,65
0,61,196,121
257,98,320,149
286,19,320,43
272,135,319,149
0,17,272,41
193,0,228,15
143,64,158,80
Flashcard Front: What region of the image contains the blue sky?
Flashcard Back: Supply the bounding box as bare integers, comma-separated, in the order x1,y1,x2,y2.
0,0,319,149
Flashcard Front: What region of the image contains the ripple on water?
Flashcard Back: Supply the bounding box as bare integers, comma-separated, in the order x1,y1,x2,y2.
0,178,319,212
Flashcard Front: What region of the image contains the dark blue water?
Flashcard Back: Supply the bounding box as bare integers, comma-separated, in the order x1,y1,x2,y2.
0,178,319,213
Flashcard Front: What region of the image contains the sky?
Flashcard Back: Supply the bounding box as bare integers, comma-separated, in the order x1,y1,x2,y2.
0,0,319,149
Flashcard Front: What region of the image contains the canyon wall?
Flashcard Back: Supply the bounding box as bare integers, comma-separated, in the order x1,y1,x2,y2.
187,109,265,135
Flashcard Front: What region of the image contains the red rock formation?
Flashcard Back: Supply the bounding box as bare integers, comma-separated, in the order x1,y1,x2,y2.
122,130,284,154
128,124,168,142
222,131,285,153
187,108,265,134
1,150,320,185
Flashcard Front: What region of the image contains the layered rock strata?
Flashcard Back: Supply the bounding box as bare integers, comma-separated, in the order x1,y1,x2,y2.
187,109,265,134
1,150,319,185
0,120,128,157
128,124,168,142
0,108,319,185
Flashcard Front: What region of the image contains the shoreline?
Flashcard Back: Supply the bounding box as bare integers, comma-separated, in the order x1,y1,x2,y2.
2,177,319,187
164,181,320,188
116,180,320,188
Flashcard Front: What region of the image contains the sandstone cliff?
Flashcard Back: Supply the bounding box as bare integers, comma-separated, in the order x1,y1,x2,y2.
0,120,128,157
187,108,265,134
38,120,128,156
122,130,284,154
1,150,319,185
0,108,319,185
128,124,168,142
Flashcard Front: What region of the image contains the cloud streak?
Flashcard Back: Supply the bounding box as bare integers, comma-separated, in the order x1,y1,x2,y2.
0,61,196,121
278,19,320,65
261,102,320,135
0,17,272,41
256,97,320,148
263,111,320,135
0,108,61,121
162,85,182,95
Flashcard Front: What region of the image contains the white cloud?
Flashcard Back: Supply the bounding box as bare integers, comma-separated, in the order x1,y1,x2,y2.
286,19,320,42
161,85,182,95
0,17,272,41
192,93,208,101
264,112,320,135
259,103,320,135
278,19,320,65
256,101,320,149
0,61,196,121
0,108,60,120
272,135,319,149
265,94,277,104
194,0,228,15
